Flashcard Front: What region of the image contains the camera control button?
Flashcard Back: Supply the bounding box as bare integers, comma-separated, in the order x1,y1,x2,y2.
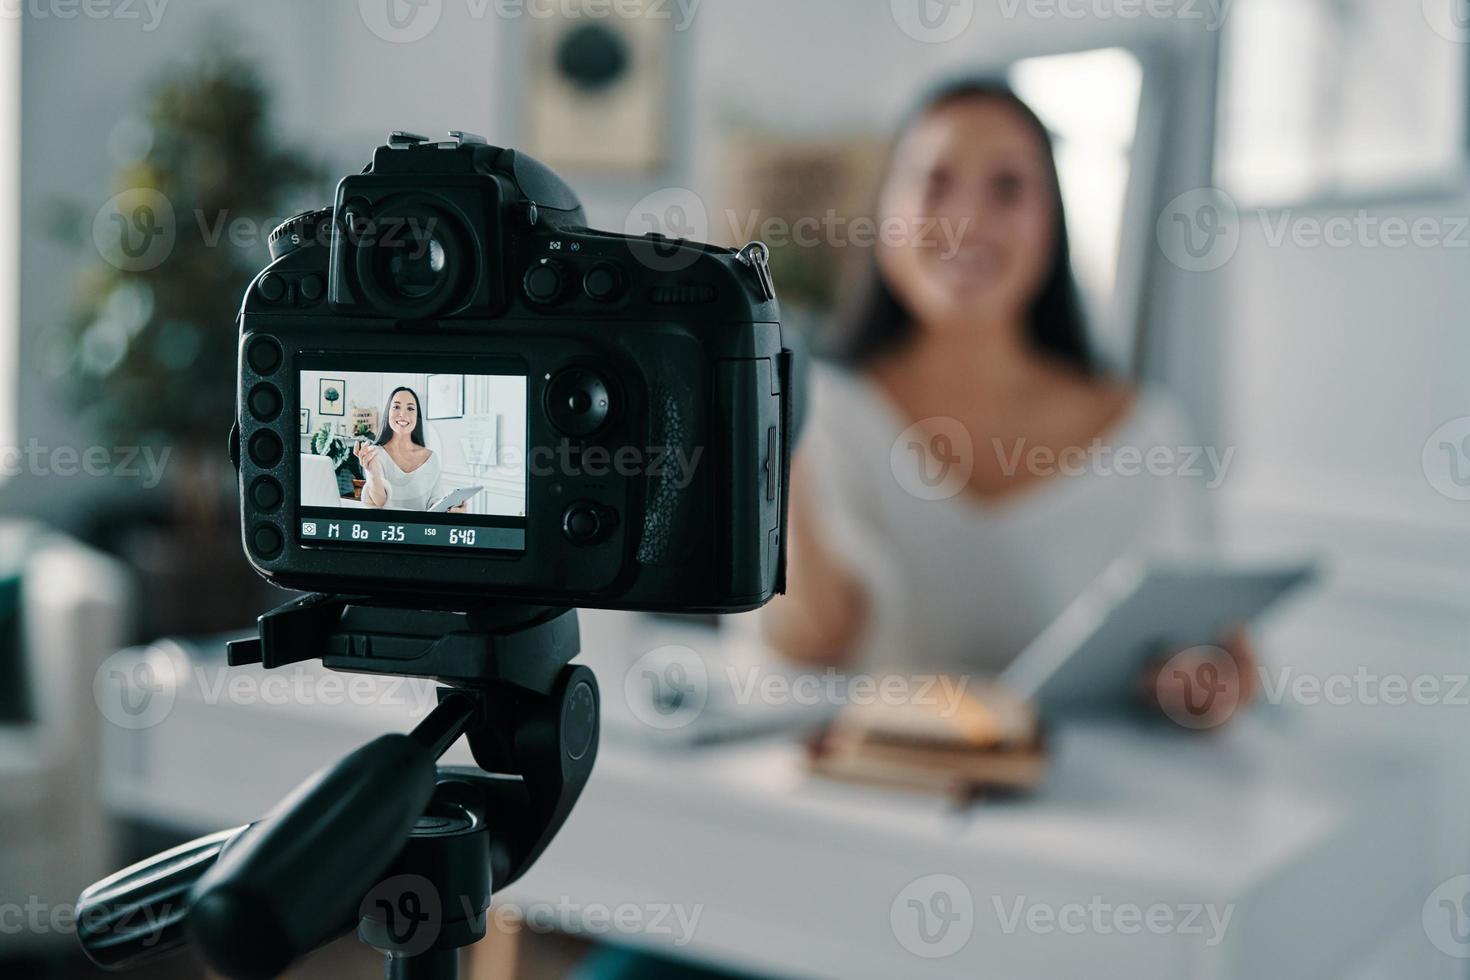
248,431,284,468
582,263,623,303
257,272,286,303
246,338,282,375
251,525,283,558
562,501,604,545
248,385,282,422
250,477,283,511
299,274,325,303
524,260,565,304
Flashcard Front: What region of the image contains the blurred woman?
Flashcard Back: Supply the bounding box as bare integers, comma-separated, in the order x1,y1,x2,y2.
761,80,1254,720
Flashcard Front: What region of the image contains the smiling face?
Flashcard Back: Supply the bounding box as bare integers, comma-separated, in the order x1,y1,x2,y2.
875,96,1059,337
389,390,419,435
378,386,425,447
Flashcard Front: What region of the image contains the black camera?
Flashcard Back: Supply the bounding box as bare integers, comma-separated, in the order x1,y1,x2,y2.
232,130,792,613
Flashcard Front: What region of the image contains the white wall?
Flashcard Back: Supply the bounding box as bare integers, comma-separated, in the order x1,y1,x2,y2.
13,3,1460,561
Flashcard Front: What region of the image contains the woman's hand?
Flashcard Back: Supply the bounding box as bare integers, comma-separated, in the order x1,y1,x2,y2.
353,442,389,507
1141,628,1258,731
448,502,468,514
353,441,384,475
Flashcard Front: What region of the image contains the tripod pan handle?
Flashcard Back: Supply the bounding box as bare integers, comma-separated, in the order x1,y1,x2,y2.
187,733,437,980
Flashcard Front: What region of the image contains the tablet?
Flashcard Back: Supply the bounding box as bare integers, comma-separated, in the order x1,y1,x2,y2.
998,557,1317,714
428,486,483,513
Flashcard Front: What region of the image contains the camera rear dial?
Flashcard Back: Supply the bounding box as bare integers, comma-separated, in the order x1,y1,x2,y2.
545,367,613,438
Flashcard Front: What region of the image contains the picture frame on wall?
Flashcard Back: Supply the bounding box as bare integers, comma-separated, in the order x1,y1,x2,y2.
523,4,670,173
319,378,346,416
427,374,464,420
350,406,380,440
299,408,311,435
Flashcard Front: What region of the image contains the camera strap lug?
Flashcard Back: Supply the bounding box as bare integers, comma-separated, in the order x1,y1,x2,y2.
737,241,776,301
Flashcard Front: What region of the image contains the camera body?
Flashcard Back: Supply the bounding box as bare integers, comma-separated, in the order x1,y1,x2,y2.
234,131,791,614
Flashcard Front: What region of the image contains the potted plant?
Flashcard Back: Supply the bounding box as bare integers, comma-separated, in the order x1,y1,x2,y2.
44,39,321,635
311,425,365,498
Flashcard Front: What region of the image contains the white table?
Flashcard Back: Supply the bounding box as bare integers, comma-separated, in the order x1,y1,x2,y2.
98,640,1448,980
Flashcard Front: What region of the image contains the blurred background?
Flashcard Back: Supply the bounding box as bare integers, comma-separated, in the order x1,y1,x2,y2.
2,1,1470,977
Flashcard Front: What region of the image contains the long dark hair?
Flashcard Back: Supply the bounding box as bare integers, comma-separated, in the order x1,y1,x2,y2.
375,386,426,447
825,78,1094,374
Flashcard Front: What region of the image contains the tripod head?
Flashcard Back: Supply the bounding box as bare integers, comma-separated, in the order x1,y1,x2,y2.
76,593,600,980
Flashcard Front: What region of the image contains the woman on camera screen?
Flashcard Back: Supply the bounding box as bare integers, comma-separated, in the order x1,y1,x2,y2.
760,80,1255,725
354,386,467,513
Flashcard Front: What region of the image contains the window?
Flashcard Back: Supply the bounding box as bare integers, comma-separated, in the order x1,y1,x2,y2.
1010,47,1145,370
1216,0,1467,205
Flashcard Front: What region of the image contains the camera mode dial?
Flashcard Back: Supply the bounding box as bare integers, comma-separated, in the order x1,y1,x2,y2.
267,209,333,262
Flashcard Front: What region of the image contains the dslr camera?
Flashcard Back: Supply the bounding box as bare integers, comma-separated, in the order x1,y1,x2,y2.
233,131,792,613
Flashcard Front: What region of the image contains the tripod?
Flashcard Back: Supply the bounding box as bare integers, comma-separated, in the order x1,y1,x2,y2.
75,593,599,980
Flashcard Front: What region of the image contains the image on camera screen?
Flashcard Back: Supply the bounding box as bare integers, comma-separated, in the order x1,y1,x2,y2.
297,367,528,552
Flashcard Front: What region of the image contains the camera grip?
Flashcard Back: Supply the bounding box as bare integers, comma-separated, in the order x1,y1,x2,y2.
187,734,437,980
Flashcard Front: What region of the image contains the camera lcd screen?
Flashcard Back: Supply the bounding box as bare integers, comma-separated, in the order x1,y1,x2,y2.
296,362,528,553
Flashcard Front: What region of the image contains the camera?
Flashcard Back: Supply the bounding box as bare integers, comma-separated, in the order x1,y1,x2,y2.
232,130,792,613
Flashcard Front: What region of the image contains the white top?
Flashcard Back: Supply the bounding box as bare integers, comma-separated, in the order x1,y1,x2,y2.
374,448,444,511
797,363,1216,674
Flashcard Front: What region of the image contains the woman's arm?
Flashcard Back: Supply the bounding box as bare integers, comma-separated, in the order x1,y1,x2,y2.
758,453,869,667
355,443,389,508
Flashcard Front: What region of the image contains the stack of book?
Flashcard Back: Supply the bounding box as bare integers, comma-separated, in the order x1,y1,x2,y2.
808,679,1046,801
